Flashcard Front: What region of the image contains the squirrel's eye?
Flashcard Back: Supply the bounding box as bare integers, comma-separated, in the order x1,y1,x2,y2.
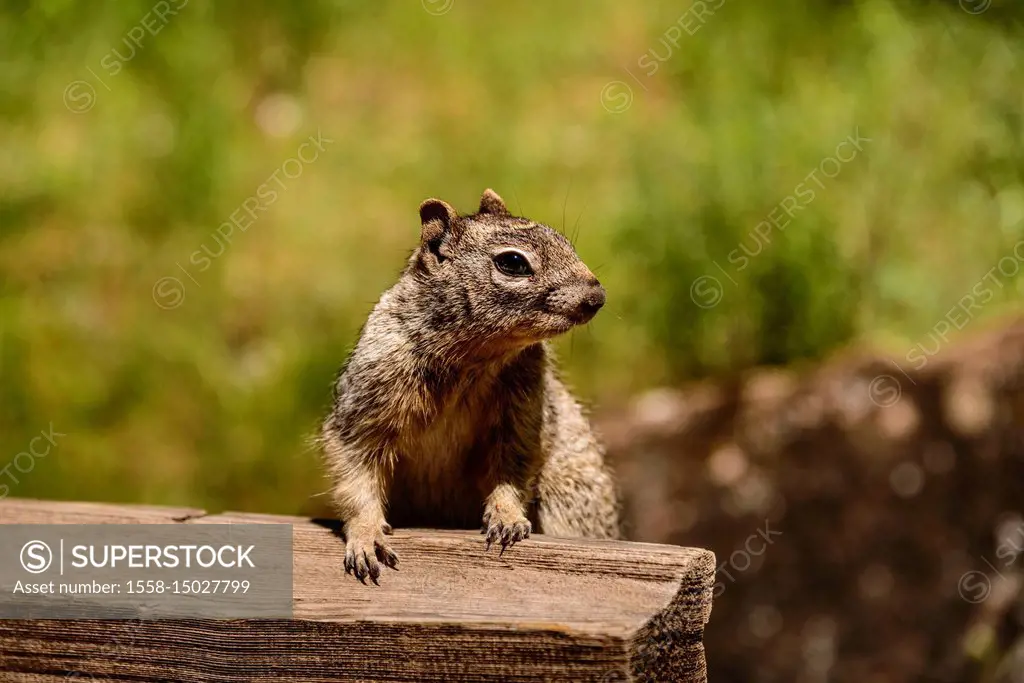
493,251,534,277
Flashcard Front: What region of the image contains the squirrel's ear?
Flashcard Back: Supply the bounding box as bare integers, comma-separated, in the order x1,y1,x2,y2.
419,198,458,243
478,188,509,216
418,198,461,264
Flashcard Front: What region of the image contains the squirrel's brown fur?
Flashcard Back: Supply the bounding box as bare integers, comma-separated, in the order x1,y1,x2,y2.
321,189,620,583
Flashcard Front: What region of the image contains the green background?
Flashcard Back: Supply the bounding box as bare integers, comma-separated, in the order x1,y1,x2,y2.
1,0,1022,514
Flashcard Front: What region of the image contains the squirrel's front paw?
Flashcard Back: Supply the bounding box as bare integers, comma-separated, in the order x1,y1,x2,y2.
343,519,398,584
482,508,532,553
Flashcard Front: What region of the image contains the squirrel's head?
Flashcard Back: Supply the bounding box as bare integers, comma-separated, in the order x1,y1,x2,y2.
410,189,605,351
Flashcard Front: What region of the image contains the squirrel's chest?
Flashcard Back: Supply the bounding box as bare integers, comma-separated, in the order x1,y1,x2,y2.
388,393,498,524
398,395,495,475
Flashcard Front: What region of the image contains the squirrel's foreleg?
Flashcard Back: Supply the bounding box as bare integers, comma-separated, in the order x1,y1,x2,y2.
322,425,398,582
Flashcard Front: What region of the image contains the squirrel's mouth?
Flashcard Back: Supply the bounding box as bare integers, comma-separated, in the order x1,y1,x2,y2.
547,315,580,334
531,312,588,340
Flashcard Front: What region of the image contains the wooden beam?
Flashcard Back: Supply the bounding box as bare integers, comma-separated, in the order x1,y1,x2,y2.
0,499,715,682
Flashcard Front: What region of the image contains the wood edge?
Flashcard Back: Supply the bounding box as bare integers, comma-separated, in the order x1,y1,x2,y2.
0,618,632,682
628,548,716,682
196,511,705,562
0,497,206,522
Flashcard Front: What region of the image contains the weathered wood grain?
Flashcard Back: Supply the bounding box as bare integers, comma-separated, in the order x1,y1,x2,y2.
0,498,204,524
0,499,715,682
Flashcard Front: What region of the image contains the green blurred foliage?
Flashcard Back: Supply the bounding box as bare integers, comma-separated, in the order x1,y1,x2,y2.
1,0,1022,514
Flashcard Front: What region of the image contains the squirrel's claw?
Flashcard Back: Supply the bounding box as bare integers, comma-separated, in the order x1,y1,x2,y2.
484,517,532,553
348,549,379,584
485,523,502,550
366,552,381,584
377,542,399,569
343,522,397,584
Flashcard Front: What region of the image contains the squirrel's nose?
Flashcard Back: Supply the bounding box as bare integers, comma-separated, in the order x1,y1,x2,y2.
576,284,606,321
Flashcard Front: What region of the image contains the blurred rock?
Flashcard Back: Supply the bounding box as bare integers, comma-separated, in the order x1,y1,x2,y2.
600,318,1024,683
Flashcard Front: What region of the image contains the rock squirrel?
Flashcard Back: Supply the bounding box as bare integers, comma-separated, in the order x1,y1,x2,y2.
321,189,621,583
